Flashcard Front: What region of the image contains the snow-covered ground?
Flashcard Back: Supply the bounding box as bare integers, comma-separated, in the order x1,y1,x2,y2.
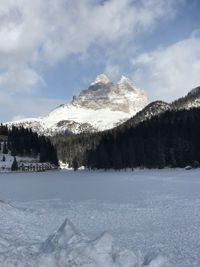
0,153,39,171
0,169,199,266
0,141,39,171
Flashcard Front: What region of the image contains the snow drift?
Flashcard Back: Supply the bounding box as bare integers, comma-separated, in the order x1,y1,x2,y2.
0,201,167,267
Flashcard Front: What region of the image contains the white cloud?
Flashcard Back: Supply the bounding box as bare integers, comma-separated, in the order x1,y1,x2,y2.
132,35,200,101
104,63,120,81
0,92,63,122
0,0,183,92
0,66,44,92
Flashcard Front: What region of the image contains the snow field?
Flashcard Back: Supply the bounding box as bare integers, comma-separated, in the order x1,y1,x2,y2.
0,169,200,266
0,201,167,267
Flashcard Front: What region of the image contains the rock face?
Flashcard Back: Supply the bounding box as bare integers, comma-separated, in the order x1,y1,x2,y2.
72,74,147,114
7,74,148,135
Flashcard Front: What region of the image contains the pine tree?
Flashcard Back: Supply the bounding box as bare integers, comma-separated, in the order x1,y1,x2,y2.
11,144,17,156
169,148,177,168
193,160,199,168
3,142,8,154
72,156,78,171
11,157,18,171
85,108,200,170
157,143,166,169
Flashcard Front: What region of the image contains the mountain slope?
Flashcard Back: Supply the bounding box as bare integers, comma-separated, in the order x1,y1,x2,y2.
117,86,200,130
172,86,200,110
53,85,200,167
119,101,171,129
7,74,148,135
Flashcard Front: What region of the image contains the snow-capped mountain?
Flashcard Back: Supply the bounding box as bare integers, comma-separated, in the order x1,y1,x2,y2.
8,74,148,135
72,74,147,113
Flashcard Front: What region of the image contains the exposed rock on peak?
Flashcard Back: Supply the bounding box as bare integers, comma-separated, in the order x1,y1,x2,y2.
117,75,136,89
72,74,148,113
91,74,110,85
7,74,148,135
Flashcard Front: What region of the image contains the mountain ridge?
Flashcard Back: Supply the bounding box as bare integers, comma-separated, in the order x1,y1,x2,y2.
52,85,200,167
115,86,200,130
7,74,148,135
6,75,200,136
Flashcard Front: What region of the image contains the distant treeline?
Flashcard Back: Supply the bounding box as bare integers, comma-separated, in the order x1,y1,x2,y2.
86,108,200,169
0,124,58,165
53,108,200,169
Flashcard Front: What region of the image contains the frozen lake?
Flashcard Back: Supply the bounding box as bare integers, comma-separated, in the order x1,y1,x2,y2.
0,169,200,266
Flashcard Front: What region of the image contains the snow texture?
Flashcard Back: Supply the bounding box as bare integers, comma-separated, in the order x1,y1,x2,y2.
0,169,200,266
0,202,166,267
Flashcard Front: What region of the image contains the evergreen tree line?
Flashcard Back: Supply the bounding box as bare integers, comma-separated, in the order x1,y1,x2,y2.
52,132,100,167
85,108,200,169
0,124,58,166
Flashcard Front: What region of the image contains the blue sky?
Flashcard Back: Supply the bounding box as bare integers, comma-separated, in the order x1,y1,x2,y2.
0,0,200,121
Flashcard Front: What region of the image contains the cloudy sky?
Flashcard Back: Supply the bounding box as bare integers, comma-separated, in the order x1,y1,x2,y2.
0,0,200,121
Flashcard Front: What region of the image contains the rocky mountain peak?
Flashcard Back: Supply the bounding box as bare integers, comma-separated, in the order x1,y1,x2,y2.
117,75,138,92
72,74,148,113
91,74,110,85
8,73,149,135
118,75,132,85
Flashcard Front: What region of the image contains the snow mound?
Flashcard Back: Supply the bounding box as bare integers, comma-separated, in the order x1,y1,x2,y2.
40,218,85,252
0,216,167,267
